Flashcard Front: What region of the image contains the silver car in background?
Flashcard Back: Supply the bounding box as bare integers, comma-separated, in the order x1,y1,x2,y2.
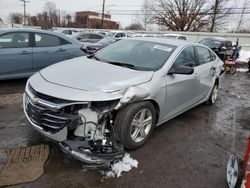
23,38,225,166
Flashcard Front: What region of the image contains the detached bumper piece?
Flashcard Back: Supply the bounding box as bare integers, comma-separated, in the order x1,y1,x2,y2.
59,140,124,167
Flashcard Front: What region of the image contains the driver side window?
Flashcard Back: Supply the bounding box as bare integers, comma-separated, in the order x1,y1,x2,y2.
173,46,196,68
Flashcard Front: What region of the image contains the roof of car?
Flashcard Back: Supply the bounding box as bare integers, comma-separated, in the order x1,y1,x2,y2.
0,28,81,44
124,37,194,47
0,28,62,36
203,37,227,41
163,33,186,37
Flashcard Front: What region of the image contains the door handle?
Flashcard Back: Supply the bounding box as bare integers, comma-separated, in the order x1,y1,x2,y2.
210,67,217,76
56,48,66,52
19,51,31,55
210,67,216,70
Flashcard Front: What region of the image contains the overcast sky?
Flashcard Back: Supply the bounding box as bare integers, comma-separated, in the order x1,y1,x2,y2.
0,0,144,27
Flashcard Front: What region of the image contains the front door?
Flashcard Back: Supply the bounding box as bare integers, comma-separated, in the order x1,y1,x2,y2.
165,46,201,118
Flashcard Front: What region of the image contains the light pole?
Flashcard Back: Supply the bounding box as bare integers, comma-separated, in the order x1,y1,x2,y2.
20,0,29,25
101,0,105,29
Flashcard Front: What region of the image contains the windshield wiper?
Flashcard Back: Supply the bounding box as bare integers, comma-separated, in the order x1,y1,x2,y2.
106,61,138,70
87,54,100,61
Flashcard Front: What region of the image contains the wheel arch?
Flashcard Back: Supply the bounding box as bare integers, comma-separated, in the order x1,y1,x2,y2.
145,99,160,124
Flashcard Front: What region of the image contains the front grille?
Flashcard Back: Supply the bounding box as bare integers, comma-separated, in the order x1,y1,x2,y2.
26,96,71,133
28,84,74,104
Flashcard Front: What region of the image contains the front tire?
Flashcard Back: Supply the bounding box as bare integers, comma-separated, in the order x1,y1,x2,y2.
114,101,156,150
207,83,219,104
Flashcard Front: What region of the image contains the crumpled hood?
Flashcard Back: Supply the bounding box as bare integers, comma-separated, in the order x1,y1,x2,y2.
40,56,153,92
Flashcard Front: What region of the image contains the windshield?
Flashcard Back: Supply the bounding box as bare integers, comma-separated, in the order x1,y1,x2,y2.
94,39,176,71
199,39,222,49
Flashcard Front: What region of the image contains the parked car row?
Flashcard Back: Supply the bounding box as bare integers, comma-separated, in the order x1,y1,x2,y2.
1,28,235,80
0,27,228,166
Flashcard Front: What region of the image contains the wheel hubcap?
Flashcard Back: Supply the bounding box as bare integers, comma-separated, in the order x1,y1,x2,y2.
130,109,152,143
227,154,239,188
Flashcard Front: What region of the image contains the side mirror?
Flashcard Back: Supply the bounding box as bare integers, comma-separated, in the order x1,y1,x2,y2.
168,66,194,75
221,46,227,50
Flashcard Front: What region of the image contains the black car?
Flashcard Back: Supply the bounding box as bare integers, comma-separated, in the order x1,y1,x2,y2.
81,37,120,54
199,37,232,61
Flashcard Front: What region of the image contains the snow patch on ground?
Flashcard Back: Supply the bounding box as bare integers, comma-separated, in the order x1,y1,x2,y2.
237,68,249,73
238,50,250,63
102,153,138,178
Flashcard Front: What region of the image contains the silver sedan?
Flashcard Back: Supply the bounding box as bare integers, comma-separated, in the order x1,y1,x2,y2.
24,38,225,165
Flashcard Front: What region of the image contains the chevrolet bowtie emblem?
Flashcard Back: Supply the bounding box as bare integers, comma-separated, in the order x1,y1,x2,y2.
30,97,38,105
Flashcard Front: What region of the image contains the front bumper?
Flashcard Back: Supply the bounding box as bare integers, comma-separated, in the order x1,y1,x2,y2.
59,141,124,167
23,93,124,166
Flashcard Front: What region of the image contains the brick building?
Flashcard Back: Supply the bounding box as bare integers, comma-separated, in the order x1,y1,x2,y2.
75,11,119,29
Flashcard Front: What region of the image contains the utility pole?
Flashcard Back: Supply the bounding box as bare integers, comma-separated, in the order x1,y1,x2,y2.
20,0,29,25
101,0,105,29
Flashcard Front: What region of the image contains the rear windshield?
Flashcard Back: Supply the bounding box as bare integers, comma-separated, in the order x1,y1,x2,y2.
199,38,222,49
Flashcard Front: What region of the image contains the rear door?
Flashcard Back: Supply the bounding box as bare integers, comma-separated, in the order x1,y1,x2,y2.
32,32,73,72
0,32,32,78
165,46,201,118
194,46,217,99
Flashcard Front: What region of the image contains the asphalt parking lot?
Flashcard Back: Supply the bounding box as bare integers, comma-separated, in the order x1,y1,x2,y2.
0,71,249,188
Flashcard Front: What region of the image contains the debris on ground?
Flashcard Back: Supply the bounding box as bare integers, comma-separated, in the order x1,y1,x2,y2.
101,153,138,178
237,68,249,73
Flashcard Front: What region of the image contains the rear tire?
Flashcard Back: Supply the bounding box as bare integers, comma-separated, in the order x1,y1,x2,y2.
230,66,236,74
114,101,156,150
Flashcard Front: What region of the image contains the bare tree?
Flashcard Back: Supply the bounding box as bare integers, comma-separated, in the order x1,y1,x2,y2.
30,16,38,26
9,12,24,24
149,0,210,31
43,1,59,27
209,0,232,32
37,12,50,29
125,23,144,30
138,0,152,30
66,14,72,25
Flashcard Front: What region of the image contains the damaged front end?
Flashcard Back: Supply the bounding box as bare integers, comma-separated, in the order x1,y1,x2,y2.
24,85,125,167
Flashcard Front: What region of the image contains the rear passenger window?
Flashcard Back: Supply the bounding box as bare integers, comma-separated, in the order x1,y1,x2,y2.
90,34,103,39
173,46,196,68
196,47,212,65
35,33,61,47
63,30,72,35
115,33,123,38
0,32,29,48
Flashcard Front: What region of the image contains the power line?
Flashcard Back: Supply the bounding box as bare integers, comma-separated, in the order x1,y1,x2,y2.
20,0,29,25
101,0,105,29
106,12,250,15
